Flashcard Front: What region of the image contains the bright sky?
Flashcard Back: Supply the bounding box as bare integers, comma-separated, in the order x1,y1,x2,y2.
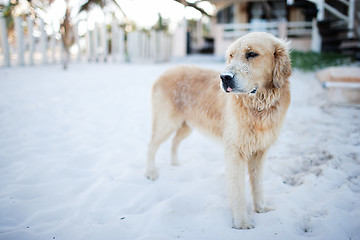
44,0,215,30
116,0,215,26
120,0,189,26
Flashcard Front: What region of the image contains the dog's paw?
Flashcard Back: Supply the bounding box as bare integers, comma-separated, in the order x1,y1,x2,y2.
255,205,274,213
145,170,158,180
233,218,254,230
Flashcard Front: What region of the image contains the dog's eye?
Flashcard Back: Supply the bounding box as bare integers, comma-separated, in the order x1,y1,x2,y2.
229,54,233,59
246,51,259,60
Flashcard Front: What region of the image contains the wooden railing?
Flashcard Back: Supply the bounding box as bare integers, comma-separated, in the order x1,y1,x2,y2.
221,21,312,40
222,22,279,39
214,20,314,56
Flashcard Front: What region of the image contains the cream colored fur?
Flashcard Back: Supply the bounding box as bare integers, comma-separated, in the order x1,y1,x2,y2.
146,32,291,229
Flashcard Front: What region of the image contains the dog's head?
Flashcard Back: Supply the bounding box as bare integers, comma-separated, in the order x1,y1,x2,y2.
220,32,291,95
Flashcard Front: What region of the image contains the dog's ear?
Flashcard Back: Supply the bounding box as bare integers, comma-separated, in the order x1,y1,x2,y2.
273,41,291,88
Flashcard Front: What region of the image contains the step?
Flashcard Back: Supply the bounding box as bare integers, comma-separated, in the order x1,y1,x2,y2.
317,66,360,105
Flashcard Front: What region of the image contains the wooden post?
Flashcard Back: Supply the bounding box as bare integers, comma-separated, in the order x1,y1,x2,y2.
0,17,10,67
14,17,24,66
40,19,47,64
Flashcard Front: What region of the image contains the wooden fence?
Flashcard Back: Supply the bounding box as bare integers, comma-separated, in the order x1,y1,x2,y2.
0,16,172,67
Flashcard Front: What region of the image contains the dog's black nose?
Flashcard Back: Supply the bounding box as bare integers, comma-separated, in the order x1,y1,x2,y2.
220,72,234,83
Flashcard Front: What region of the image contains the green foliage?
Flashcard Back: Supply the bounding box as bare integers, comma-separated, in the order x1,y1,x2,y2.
152,13,168,32
290,50,355,72
1,3,15,29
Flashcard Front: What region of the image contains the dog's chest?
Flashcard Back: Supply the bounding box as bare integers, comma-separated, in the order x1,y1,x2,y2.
225,106,281,152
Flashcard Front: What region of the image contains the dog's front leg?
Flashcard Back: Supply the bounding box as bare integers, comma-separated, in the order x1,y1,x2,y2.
248,150,273,213
225,146,253,229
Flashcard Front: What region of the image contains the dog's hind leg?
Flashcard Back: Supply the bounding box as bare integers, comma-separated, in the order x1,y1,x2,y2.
171,122,192,166
146,113,181,180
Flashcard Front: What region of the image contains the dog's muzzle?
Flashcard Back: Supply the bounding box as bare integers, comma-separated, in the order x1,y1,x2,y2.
220,72,235,93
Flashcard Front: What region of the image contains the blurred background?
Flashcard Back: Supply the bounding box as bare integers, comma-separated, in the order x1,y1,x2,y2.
0,0,359,70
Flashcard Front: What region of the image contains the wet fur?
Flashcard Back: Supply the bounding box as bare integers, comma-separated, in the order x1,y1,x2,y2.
146,32,291,229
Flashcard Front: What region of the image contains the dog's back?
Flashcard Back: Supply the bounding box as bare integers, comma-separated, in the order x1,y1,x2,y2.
151,65,225,139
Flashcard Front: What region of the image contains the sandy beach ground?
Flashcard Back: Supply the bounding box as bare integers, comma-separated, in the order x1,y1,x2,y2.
0,61,359,240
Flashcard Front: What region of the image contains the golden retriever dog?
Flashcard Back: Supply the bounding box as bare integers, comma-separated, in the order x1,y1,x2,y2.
146,32,291,229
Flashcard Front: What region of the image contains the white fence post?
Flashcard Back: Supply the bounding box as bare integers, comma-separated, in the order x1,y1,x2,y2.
129,31,137,62
86,28,92,61
278,21,287,40
49,22,56,64
101,22,108,62
126,31,132,61
0,16,10,67
348,0,355,38
1,17,174,67
157,31,163,62
172,20,187,58
118,27,124,62
126,30,172,63
74,22,81,61
40,19,47,64
93,24,99,62
14,17,24,66
311,18,321,52
140,31,146,63
166,34,172,61
131,31,137,62
111,20,118,62
160,32,166,61
149,30,156,62
27,16,35,65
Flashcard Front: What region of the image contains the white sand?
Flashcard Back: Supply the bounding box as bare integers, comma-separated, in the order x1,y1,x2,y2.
0,62,359,240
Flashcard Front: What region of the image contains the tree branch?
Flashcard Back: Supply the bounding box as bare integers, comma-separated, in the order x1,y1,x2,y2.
173,0,212,17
